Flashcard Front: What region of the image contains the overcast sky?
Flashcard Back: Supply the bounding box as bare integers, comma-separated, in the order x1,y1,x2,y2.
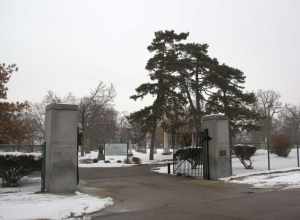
1,0,299,113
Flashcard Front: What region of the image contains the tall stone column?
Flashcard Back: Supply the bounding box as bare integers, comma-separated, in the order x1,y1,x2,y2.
202,114,231,180
163,130,170,154
45,104,79,193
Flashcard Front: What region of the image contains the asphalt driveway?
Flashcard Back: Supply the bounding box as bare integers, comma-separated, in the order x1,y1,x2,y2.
79,165,300,220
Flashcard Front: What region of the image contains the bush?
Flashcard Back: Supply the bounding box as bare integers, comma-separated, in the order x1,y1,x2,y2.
0,153,42,187
272,134,291,157
131,157,141,164
123,158,131,164
233,145,256,160
233,145,256,169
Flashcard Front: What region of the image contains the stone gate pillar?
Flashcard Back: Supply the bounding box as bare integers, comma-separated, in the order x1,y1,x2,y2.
202,114,231,180
45,104,79,193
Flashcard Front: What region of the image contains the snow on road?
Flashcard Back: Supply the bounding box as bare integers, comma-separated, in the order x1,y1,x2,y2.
0,177,113,220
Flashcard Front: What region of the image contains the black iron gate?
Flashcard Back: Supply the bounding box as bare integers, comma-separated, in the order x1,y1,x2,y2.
173,129,211,179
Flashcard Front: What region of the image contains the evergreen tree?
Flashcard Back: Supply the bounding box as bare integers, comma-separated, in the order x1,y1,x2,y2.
206,63,258,146
130,30,188,160
177,43,217,146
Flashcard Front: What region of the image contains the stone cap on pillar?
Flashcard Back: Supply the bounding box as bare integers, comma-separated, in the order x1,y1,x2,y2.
202,114,227,121
46,103,78,111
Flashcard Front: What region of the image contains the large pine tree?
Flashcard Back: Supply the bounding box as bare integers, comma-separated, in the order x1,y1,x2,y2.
177,43,217,146
130,30,188,160
206,63,258,146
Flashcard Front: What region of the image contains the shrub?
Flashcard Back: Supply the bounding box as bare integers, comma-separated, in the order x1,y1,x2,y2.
131,157,141,164
233,145,256,160
0,153,42,187
233,145,256,169
123,158,131,164
272,134,291,157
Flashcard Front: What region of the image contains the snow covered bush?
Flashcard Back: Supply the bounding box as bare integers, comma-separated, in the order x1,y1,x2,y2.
272,134,291,157
0,153,42,187
233,145,256,169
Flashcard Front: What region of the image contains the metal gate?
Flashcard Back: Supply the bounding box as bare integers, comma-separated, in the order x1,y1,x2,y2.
173,129,211,179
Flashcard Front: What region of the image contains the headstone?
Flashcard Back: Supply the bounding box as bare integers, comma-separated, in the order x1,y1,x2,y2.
105,143,127,156
45,104,79,193
202,114,231,180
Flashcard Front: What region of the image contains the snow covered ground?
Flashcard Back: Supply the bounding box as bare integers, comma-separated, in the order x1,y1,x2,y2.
232,148,300,175
227,170,300,189
0,176,113,220
0,151,41,159
79,148,173,168
152,148,300,176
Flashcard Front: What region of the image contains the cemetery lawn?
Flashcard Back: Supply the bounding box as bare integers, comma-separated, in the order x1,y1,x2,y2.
0,176,113,220
153,148,300,176
79,148,173,168
226,170,300,189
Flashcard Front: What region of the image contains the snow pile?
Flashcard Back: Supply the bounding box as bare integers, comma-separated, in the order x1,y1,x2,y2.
0,177,113,220
229,171,300,189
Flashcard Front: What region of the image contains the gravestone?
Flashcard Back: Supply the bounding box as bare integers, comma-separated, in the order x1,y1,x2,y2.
45,104,79,193
105,143,127,156
202,114,231,180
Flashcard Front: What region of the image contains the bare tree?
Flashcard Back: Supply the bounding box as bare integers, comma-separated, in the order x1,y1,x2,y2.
256,90,282,148
278,104,300,146
79,82,116,155
29,91,77,144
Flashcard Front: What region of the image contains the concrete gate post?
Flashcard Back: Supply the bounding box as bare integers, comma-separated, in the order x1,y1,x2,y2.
202,114,231,180
45,104,79,193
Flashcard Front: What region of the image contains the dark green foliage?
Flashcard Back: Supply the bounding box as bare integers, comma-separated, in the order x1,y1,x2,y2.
130,30,189,160
233,145,256,169
272,134,291,157
131,157,141,164
0,154,42,187
174,148,203,169
177,43,217,146
206,64,259,132
233,145,256,160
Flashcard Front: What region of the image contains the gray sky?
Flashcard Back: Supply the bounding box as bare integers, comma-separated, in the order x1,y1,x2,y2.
1,0,300,112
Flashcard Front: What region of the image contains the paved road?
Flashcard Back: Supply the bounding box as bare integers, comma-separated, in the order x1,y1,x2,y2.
79,165,300,220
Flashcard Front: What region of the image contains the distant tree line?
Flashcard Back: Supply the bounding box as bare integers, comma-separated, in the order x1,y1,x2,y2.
0,65,132,155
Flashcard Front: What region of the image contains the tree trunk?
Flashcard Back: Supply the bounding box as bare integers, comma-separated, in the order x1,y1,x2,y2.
149,126,156,160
